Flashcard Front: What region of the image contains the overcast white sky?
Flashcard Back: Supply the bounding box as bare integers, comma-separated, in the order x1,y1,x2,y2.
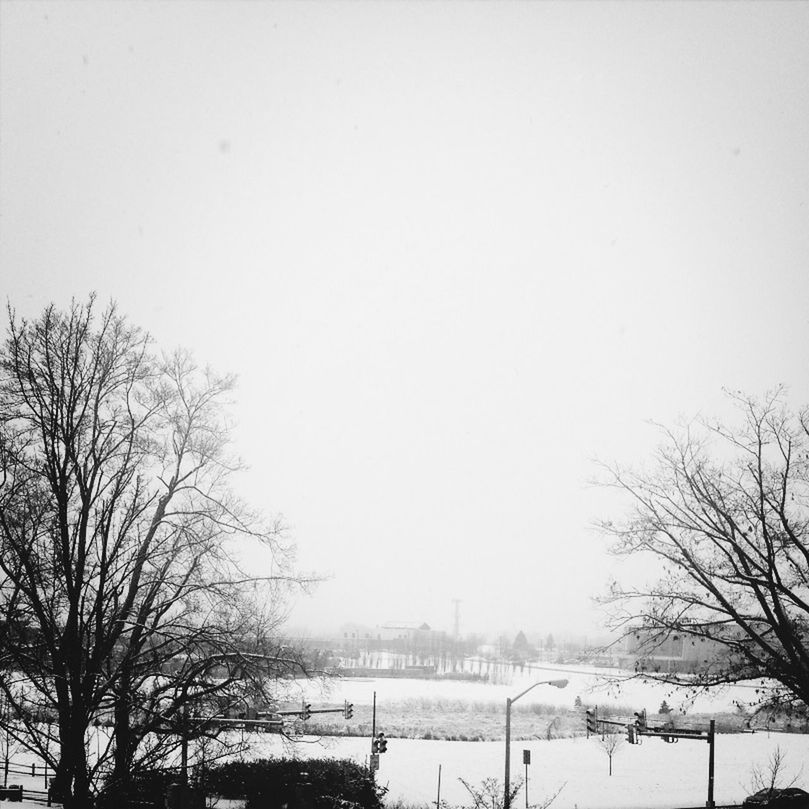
1,1,808,640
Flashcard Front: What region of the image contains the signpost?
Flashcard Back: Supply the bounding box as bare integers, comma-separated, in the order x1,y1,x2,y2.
523,750,531,808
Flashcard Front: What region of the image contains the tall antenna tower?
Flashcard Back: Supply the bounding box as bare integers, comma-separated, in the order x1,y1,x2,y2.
452,599,461,640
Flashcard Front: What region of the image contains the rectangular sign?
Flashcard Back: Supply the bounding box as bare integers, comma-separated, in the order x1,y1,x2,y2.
370,753,380,771
523,749,531,765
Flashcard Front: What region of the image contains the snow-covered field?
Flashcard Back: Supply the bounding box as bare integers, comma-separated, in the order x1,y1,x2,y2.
292,663,777,717
6,725,808,808
7,668,803,808
262,667,805,807
247,731,809,808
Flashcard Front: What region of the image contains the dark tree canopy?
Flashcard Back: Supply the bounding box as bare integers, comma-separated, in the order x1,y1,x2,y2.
0,298,306,806
599,390,809,714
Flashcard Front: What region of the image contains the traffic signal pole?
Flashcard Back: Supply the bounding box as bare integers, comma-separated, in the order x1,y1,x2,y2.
707,719,715,809
179,706,189,809
604,708,716,809
371,691,376,749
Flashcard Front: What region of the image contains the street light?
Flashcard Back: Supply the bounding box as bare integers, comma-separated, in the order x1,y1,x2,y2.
504,678,568,809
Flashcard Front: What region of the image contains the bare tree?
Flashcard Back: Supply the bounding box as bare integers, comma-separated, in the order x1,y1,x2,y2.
457,777,563,809
598,389,809,715
0,298,309,806
748,746,804,797
596,729,624,776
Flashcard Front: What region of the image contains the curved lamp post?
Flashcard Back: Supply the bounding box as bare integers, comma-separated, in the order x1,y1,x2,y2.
504,678,568,809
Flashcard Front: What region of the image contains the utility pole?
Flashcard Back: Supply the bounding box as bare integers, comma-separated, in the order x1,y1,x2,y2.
504,696,513,809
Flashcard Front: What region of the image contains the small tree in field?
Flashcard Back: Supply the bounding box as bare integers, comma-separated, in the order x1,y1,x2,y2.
0,298,310,807
458,777,563,809
748,746,804,797
596,729,624,776
598,390,809,716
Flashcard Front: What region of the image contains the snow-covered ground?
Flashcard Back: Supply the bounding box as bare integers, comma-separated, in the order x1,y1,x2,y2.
247,731,809,808
5,669,802,808
292,663,777,717
6,728,808,807
258,667,804,807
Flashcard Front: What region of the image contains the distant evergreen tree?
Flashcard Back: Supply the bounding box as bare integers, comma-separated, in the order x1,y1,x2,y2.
658,700,672,714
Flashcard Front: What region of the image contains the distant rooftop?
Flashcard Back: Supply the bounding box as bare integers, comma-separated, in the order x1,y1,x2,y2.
381,621,432,631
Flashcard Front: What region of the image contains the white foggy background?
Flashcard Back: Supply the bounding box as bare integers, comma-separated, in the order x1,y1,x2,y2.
1,2,808,640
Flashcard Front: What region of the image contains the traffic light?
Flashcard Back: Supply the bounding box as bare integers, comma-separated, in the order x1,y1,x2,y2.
634,709,647,733
301,703,311,721
344,701,354,720
377,732,387,753
626,724,637,744
371,737,380,753
585,708,598,736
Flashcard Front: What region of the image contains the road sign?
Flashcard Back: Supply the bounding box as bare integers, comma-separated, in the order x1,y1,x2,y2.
370,753,380,771
523,750,531,765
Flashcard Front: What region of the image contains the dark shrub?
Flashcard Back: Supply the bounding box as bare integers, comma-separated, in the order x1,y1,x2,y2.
205,758,386,809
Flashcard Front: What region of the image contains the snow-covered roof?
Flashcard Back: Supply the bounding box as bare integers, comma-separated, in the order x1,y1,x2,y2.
381,621,432,631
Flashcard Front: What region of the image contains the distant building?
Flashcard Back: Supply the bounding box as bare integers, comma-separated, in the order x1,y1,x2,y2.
378,622,433,642
621,627,728,673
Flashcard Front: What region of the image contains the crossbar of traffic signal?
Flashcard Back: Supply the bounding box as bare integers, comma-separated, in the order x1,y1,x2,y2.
596,718,630,728
640,728,710,741
190,716,284,732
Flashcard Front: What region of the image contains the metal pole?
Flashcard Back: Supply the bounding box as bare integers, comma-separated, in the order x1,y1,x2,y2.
502,680,567,809
371,691,377,751
436,764,442,809
504,697,512,809
706,719,715,809
525,760,528,809
180,707,189,809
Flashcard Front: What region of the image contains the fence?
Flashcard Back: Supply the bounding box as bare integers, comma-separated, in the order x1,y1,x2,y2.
3,759,53,787
0,784,58,805
2,755,58,805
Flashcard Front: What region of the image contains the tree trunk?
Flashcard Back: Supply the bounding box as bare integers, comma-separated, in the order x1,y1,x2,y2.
110,689,135,797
